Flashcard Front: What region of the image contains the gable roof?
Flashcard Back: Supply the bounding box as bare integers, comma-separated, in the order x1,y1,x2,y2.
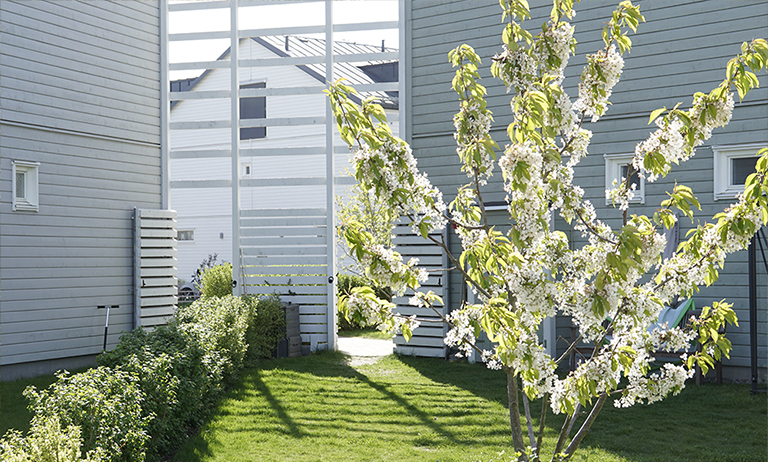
171,36,398,110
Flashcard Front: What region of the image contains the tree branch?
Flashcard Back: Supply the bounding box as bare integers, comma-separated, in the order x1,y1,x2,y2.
564,393,608,458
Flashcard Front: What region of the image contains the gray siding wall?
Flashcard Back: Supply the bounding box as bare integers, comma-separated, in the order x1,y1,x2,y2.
0,0,162,379
407,0,767,379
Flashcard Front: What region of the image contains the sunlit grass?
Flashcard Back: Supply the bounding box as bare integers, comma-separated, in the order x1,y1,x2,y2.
338,328,394,340
173,352,767,462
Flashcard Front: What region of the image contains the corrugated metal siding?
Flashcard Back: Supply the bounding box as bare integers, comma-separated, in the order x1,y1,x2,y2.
408,0,767,378
0,0,162,375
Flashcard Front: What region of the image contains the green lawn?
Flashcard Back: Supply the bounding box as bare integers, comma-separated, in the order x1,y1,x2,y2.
1,372,63,436
338,328,394,341
173,352,767,462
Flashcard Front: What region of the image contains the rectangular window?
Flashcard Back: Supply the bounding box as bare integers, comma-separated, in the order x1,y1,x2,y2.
240,82,266,140
605,154,644,205
241,162,252,178
713,143,763,201
12,160,40,212
15,171,26,200
731,157,758,186
177,230,194,241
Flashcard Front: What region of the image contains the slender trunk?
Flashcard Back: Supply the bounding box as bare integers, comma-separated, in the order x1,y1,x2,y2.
522,392,536,450
563,393,608,458
565,403,581,438
506,367,529,461
536,393,548,457
552,412,571,460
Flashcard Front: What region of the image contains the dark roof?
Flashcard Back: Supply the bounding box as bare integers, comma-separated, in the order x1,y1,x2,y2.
171,36,398,110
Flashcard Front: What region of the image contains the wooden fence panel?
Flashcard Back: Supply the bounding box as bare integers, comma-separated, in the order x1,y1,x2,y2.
134,208,177,329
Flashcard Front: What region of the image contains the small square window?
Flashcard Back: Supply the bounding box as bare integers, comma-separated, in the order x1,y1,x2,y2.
177,230,194,241
241,162,252,178
12,160,40,212
713,144,764,201
605,154,644,205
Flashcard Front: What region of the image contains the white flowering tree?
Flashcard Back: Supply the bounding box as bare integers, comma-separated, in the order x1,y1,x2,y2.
327,0,768,460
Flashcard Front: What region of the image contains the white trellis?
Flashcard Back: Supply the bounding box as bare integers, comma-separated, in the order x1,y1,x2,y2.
163,0,405,352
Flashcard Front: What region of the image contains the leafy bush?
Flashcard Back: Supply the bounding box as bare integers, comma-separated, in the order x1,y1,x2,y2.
190,253,220,288
337,274,391,330
175,295,248,381
23,368,148,462
3,292,286,462
0,415,107,462
198,263,233,298
243,295,287,362
97,324,214,460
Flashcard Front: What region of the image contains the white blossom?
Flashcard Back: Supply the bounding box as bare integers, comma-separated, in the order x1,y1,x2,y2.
573,45,624,122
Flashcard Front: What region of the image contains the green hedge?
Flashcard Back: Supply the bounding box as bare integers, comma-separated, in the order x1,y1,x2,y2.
0,294,287,462
23,367,148,462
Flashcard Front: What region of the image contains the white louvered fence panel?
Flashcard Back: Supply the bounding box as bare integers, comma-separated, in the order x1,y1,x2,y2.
134,208,178,329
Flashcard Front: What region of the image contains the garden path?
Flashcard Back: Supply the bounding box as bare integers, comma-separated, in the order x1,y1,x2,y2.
337,337,393,366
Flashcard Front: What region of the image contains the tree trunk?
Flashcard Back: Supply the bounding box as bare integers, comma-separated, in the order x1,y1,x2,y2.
564,393,608,458
506,367,529,461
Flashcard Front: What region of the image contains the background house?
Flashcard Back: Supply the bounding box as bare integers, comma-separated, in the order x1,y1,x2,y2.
398,0,767,381
0,0,168,380
170,35,399,284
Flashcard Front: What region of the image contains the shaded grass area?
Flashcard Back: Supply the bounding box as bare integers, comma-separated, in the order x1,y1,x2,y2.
1,372,62,436
173,352,767,462
337,328,394,341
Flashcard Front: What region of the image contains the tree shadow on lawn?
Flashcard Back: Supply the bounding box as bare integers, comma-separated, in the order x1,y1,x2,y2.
400,355,768,462
174,351,514,461
174,352,766,462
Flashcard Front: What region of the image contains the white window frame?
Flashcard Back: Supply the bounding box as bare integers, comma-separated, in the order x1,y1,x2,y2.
604,153,644,205
177,229,195,242
12,160,40,212
713,143,764,201
239,79,267,141
241,161,252,178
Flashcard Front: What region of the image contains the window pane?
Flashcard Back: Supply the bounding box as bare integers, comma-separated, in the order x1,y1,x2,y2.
240,127,266,140
731,157,757,186
177,230,194,241
15,172,25,199
240,82,266,140
620,164,641,190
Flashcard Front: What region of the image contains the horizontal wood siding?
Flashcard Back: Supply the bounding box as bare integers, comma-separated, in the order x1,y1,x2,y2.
408,0,767,378
392,223,449,358
0,1,162,374
0,0,160,145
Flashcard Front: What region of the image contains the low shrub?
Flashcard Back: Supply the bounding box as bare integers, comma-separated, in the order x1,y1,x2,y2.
175,295,248,381
336,274,392,330
97,324,214,460
244,295,287,362
0,415,107,462
0,415,108,462
3,292,286,462
198,263,233,298
23,367,148,462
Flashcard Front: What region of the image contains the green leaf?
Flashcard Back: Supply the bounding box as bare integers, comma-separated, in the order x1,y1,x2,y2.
648,107,666,125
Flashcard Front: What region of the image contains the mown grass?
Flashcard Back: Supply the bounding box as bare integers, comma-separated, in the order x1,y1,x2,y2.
173,352,767,462
0,371,70,436
337,328,394,341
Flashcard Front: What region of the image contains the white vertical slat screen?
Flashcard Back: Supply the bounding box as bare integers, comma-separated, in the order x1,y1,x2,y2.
166,0,404,352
